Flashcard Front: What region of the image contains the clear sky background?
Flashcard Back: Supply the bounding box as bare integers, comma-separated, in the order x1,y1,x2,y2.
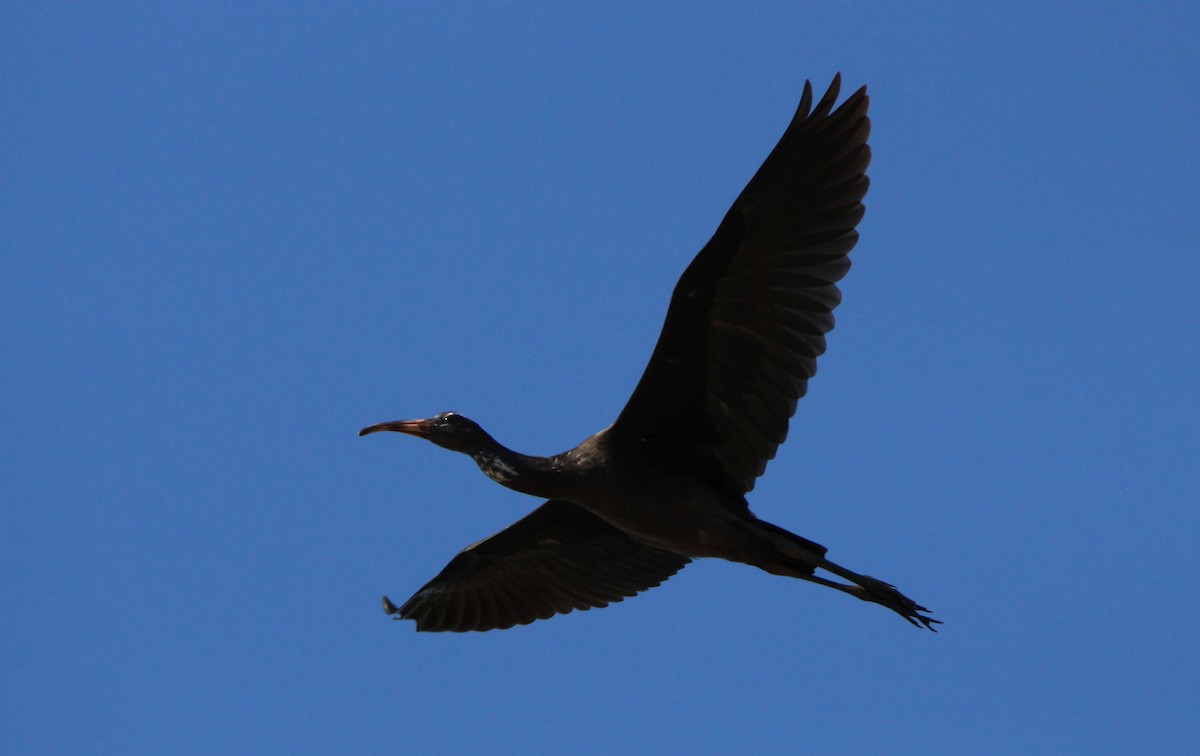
5,3,1199,753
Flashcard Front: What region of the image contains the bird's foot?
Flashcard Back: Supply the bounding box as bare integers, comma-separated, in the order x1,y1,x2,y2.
852,575,940,631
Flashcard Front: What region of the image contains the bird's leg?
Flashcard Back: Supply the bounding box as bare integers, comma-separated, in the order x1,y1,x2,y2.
812,559,941,631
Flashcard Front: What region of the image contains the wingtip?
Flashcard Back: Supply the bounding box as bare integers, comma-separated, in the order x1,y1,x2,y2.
797,79,814,118
825,72,842,103
829,72,870,106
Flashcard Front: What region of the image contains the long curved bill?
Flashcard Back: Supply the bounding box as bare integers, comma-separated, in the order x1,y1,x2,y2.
358,419,432,438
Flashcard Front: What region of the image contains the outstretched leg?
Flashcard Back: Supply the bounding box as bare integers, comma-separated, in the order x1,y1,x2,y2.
729,516,940,630
734,518,940,628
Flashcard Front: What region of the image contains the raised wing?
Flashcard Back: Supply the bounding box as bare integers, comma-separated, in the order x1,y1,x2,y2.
388,500,691,632
612,75,870,495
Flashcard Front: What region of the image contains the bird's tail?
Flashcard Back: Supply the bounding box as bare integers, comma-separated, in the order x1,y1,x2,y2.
751,518,828,575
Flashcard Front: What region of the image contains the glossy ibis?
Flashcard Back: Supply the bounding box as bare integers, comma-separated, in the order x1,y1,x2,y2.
362,75,938,632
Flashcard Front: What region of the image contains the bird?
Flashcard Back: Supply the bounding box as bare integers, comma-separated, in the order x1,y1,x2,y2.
361,74,938,633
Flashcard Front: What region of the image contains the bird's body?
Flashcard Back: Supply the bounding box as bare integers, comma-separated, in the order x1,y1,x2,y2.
550,429,752,560
362,75,938,632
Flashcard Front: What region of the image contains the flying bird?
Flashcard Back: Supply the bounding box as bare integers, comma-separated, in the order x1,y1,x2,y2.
362,75,938,632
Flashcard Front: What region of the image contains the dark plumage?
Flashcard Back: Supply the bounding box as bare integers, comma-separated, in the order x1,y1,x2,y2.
362,75,938,633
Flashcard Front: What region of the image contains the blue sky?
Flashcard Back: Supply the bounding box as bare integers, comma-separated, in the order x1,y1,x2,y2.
4,2,1199,753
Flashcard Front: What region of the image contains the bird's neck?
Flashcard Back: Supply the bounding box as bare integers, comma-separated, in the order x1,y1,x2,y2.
466,438,587,500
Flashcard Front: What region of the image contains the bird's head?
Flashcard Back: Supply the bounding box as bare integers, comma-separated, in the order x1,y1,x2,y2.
359,411,491,454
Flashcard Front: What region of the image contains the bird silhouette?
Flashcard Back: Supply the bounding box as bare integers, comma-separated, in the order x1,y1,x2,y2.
362,75,938,633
